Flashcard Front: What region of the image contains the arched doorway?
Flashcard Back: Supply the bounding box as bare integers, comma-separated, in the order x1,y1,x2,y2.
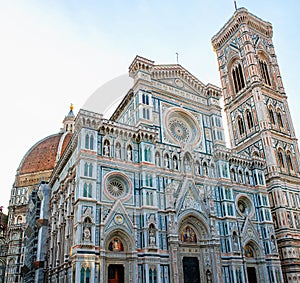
104,229,136,283
178,214,213,283
244,242,260,283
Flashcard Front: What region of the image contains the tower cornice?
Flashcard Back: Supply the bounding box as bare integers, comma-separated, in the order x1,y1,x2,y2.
211,8,273,51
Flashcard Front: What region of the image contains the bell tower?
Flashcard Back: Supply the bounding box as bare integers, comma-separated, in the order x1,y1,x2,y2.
212,8,300,282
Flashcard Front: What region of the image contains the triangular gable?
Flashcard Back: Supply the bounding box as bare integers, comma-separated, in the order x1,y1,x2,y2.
103,200,134,234
175,179,206,214
152,64,206,96
240,217,262,248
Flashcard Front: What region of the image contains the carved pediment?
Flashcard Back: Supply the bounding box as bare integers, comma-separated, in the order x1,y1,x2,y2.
175,179,207,214
103,200,134,234
152,65,206,96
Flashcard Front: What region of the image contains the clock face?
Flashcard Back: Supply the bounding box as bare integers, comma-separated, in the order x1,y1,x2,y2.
165,108,200,145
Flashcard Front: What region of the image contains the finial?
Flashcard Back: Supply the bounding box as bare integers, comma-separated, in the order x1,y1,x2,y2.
70,103,74,111
234,0,238,11
176,52,179,64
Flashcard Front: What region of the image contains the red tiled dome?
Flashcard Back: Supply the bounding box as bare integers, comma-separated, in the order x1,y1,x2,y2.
18,132,71,175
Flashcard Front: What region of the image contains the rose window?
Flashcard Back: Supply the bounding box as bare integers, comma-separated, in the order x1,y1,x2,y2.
236,195,254,217
169,119,191,142
165,108,200,145
105,173,131,199
107,180,124,197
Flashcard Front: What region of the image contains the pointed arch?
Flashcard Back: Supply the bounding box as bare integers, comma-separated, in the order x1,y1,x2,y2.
258,51,272,86
237,115,245,136
286,150,294,171
245,109,254,130
85,134,90,149
276,109,284,128
277,148,285,168
268,106,275,125
231,60,246,94
89,134,94,150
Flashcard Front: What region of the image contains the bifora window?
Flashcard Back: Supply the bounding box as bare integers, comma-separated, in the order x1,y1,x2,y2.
259,60,271,86
232,62,245,93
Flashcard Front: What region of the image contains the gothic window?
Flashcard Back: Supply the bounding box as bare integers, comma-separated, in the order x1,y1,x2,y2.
83,183,88,197
145,174,153,187
232,62,245,94
277,150,285,168
84,163,93,177
88,164,93,177
85,134,94,150
146,192,154,206
83,183,92,198
89,135,94,150
181,225,197,243
127,145,133,161
149,267,157,283
259,60,271,86
144,146,151,162
85,134,89,149
80,266,91,283
103,140,110,157
108,238,124,252
276,111,284,128
268,108,275,125
143,108,150,120
237,116,245,136
246,110,254,129
286,152,294,171
142,93,149,105
84,162,89,176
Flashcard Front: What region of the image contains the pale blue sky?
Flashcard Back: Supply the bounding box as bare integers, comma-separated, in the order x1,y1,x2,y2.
0,1,299,212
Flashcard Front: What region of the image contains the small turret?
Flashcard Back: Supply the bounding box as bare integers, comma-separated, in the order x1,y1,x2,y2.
62,104,75,133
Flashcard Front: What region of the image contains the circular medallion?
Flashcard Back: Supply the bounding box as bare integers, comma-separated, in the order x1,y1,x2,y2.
114,214,124,224
174,78,184,88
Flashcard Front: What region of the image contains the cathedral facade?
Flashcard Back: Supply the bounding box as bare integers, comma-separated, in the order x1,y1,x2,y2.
5,7,300,283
